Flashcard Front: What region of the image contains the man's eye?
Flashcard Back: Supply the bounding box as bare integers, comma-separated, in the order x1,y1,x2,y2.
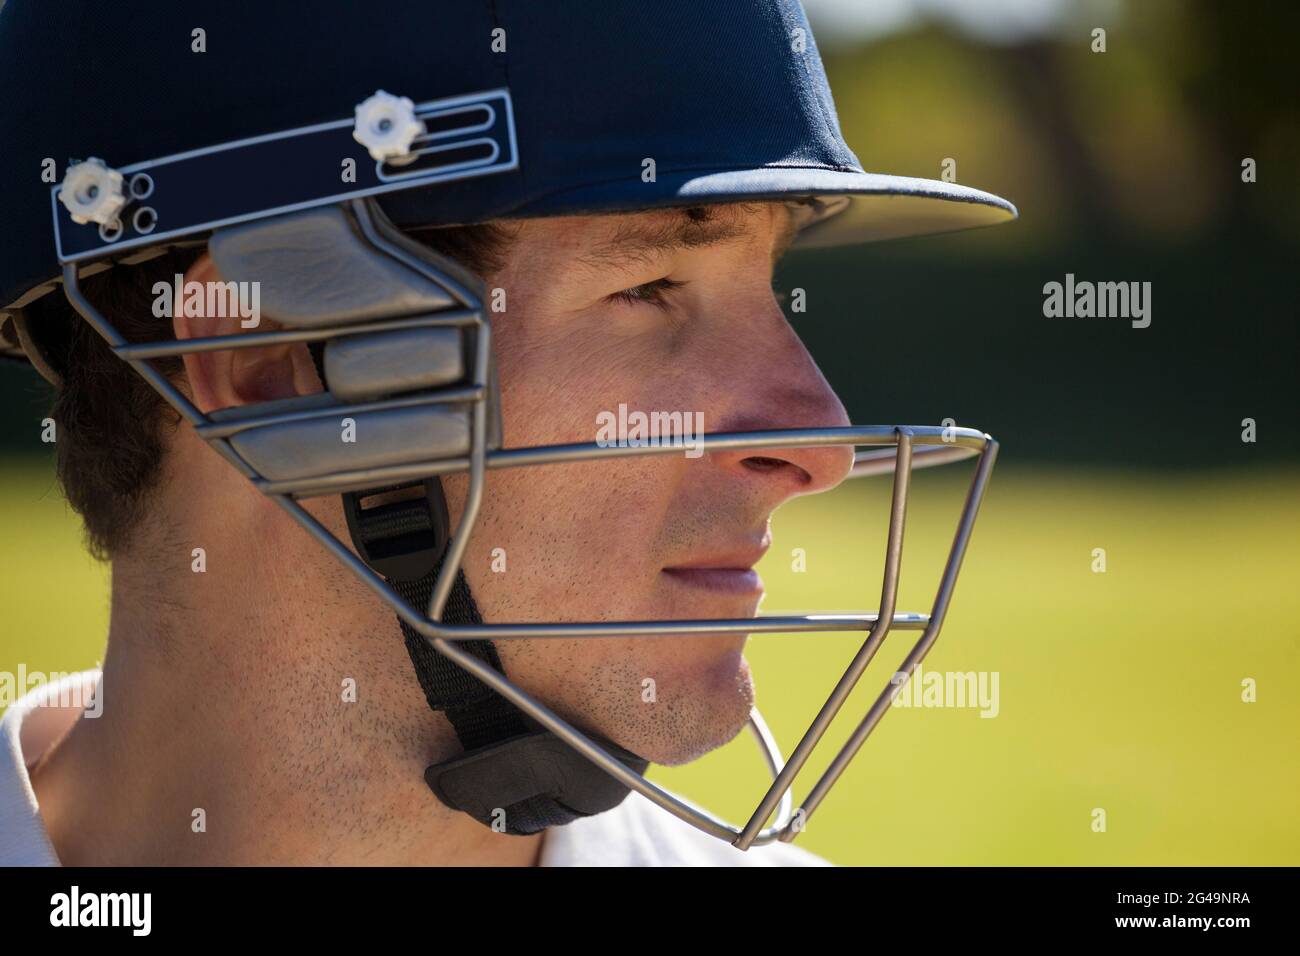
608,277,687,310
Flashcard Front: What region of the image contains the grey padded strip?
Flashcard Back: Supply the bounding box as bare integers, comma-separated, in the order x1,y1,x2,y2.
357,199,503,449
228,404,471,481
325,327,463,402
208,391,336,422
208,205,456,327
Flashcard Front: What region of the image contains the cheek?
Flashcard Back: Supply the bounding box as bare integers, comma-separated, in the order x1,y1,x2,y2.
450,454,688,622
499,339,647,446
458,296,706,619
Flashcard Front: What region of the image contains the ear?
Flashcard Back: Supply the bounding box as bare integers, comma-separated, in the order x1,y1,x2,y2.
173,253,323,413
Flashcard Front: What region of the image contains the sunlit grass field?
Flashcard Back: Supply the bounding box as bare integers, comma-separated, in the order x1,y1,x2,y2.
2,459,1297,865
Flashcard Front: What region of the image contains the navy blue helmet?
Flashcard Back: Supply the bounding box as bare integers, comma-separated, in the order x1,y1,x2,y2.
0,0,1011,847
0,0,1013,340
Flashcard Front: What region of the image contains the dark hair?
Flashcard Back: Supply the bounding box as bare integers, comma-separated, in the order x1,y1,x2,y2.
33,222,514,559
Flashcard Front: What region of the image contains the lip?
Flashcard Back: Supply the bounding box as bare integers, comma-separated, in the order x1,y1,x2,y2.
662,542,769,596
661,567,765,596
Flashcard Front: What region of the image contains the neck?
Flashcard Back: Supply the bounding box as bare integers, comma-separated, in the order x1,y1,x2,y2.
29,507,543,867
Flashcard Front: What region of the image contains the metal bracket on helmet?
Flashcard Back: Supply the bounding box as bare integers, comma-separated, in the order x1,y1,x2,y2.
54,90,999,851
52,87,518,265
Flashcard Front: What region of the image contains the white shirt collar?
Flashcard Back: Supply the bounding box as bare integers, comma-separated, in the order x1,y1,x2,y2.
1,670,827,867
0,671,90,865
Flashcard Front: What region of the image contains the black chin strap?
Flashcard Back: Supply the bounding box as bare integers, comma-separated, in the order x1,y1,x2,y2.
343,480,527,748
392,570,526,749
340,479,648,835
310,320,646,835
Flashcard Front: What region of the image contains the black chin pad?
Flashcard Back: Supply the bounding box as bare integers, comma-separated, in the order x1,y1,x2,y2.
425,730,650,836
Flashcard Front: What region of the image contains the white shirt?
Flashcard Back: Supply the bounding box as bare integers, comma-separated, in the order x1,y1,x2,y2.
1,671,828,867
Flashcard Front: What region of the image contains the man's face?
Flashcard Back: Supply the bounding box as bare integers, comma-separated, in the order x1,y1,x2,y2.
439,203,854,765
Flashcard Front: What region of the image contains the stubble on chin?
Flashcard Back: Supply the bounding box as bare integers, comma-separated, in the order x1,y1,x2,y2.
569,641,756,767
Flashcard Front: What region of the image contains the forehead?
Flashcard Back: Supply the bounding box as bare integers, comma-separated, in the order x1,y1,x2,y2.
508,202,799,273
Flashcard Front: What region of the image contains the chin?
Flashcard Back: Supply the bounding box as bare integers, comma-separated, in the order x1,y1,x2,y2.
615,643,756,767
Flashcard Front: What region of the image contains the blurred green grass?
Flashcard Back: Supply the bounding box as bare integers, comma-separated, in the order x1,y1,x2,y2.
2,458,1297,865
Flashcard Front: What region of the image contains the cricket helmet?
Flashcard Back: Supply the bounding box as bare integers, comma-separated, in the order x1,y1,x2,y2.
0,0,1009,847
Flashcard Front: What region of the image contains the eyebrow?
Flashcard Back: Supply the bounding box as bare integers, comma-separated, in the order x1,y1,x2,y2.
577,204,795,272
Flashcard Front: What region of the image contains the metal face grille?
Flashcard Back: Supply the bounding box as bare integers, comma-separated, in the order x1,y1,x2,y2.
60,191,997,849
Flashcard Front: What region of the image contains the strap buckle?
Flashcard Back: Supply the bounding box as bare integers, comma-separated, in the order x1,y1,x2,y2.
342,478,449,582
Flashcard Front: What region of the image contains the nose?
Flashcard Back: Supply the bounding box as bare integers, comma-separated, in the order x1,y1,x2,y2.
711,316,855,498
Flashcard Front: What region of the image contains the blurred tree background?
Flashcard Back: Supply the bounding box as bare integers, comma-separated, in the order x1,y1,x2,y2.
779,0,1298,467
1,0,1296,460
